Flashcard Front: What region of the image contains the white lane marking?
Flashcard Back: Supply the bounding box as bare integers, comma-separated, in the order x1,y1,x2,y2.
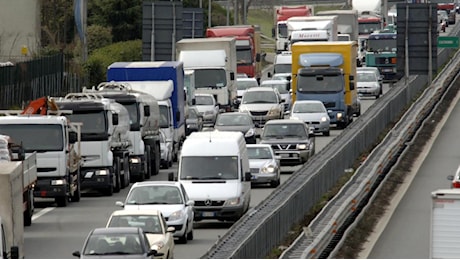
32,207,55,221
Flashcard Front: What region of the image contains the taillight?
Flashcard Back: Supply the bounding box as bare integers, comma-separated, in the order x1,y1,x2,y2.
452,182,460,188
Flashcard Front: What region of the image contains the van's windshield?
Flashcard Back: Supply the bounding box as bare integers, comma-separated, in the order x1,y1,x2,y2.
180,156,239,180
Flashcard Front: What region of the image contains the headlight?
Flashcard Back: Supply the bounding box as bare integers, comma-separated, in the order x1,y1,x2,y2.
320,116,328,122
267,108,279,116
51,179,66,185
297,144,307,150
224,197,242,206
129,158,140,163
261,164,276,173
336,112,343,119
96,169,109,176
245,128,255,137
152,241,165,250
239,107,248,113
168,210,184,221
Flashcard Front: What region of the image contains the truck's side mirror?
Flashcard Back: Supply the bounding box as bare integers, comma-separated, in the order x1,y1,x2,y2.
268,72,272,78
144,106,150,117
272,27,275,38
112,114,119,125
230,72,235,81
256,53,261,62
176,111,180,121
349,83,355,90
68,132,78,144
192,98,196,106
10,246,19,259
349,75,354,81
244,171,251,181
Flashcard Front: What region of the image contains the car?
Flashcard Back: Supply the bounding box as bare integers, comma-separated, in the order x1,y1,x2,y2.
105,209,175,259
438,13,447,32
259,119,315,166
159,131,172,169
236,77,259,103
185,106,203,136
260,79,292,112
356,69,382,99
236,73,248,78
289,100,330,136
271,73,291,82
438,10,449,27
115,181,195,244
247,144,281,187
357,67,383,88
213,112,258,144
194,93,219,125
72,227,163,259
238,87,284,125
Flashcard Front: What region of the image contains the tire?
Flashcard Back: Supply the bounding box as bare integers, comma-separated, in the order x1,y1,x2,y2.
187,228,194,240
121,156,129,189
323,130,330,136
178,229,188,244
153,143,161,175
145,146,152,179
270,179,280,188
56,195,68,207
70,180,81,202
113,157,121,193
23,197,32,226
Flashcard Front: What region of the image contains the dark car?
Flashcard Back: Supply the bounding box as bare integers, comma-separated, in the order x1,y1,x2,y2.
186,106,203,136
72,227,163,259
259,119,315,166
213,112,258,144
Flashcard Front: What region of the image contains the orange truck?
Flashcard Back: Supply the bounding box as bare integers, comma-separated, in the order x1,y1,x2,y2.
206,25,262,83
273,5,313,53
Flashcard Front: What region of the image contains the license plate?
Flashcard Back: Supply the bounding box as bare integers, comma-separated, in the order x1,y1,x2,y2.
84,172,94,178
251,175,257,180
280,154,290,158
202,212,215,217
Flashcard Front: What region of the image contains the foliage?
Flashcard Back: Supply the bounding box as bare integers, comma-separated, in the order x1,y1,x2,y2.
87,25,113,54
41,0,75,49
84,40,142,87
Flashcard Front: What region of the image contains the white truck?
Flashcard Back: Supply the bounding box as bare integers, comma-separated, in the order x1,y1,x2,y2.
175,37,237,112
0,114,82,208
352,0,381,16
316,10,359,42
54,93,131,196
430,189,460,258
85,83,162,181
287,16,338,47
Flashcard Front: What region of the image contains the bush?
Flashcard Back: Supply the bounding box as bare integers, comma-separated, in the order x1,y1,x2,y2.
87,25,113,54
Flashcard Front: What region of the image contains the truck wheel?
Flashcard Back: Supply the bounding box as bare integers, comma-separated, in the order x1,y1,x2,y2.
56,195,68,207
121,156,129,189
114,157,121,193
70,181,81,202
153,142,161,175
24,198,33,226
144,147,151,180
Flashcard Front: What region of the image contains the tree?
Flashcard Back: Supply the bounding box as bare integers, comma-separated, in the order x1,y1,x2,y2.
41,0,75,51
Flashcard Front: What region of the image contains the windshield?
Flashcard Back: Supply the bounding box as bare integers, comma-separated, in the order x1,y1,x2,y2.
0,124,64,152
188,108,198,118
159,105,169,128
107,215,163,234
66,111,107,134
195,95,214,105
195,69,227,88
292,102,326,113
274,64,291,74
237,80,258,90
297,74,343,92
367,38,397,52
237,48,253,65
248,147,273,159
262,124,307,138
278,23,288,38
120,102,139,131
357,72,378,82
262,83,289,94
215,114,253,126
358,22,381,35
83,234,144,255
125,185,183,205
180,156,239,180
242,91,278,104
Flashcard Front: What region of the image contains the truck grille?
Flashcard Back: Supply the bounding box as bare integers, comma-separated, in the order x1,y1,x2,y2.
376,57,396,65
305,121,320,125
194,200,225,206
271,144,298,151
250,111,268,116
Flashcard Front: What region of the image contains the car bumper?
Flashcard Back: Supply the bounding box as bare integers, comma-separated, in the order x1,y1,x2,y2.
166,218,187,238
194,205,246,221
80,168,112,190
358,87,380,96
250,114,281,125
251,172,279,184
202,114,216,123
274,150,310,166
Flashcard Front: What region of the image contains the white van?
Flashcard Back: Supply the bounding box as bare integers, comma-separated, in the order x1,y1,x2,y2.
171,131,251,222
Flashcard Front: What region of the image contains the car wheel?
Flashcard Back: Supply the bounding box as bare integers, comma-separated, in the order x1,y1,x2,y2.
270,179,280,188
187,228,194,240
323,130,330,136
178,230,188,244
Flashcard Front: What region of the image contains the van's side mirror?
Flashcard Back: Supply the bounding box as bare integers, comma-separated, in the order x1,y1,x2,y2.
10,246,19,259
271,27,275,38
230,72,235,81
176,111,180,121
244,171,251,181
144,106,150,117
256,53,261,62
68,132,78,144
112,114,119,125
168,172,177,181
268,72,272,78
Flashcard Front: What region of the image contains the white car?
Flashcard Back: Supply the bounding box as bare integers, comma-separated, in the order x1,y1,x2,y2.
105,209,175,259
194,93,219,125
260,79,292,112
356,70,382,99
115,181,195,244
159,130,172,169
247,144,281,188
290,100,330,136
236,77,259,102
239,87,284,125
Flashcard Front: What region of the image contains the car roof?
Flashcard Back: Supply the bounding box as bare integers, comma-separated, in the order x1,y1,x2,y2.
195,93,214,97
246,86,277,92
109,209,163,217
131,181,181,188
92,227,141,235
237,77,258,82
217,112,251,117
261,79,290,85
264,119,305,125
293,100,324,105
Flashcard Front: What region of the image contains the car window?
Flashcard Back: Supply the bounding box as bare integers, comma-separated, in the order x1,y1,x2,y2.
84,233,143,255
293,103,326,113
263,124,307,138
237,80,258,90
196,96,214,105
216,114,252,126
357,72,377,82
248,147,273,159
107,215,163,234
126,186,184,205
242,91,278,104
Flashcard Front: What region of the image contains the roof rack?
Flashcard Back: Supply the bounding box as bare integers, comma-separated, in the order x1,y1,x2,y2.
95,81,133,92
64,92,105,100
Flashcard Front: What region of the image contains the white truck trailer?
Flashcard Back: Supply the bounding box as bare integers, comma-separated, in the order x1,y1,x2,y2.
286,16,338,47
430,189,460,258
316,10,359,42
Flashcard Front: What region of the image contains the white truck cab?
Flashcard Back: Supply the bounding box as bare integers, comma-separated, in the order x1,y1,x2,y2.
171,131,251,222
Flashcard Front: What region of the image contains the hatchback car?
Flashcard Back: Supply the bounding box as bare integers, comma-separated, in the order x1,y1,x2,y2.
213,112,258,144
356,70,382,99
106,209,175,259
290,100,330,136
185,106,203,136
72,227,163,259
238,87,284,125
194,93,219,125
115,181,195,244
357,67,383,88
236,77,259,103
260,79,292,112
159,131,172,169
247,144,281,188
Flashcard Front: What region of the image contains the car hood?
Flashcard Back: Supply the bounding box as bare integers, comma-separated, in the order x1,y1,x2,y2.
249,159,274,168
122,204,185,218
214,125,251,133
181,181,240,200
357,82,378,88
239,103,279,111
260,137,309,144
291,112,327,122
80,254,148,259
195,105,215,113
186,118,199,124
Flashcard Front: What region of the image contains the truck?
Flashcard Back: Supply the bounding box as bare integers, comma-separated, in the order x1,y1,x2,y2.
184,70,196,108
352,0,381,16
0,112,82,207
316,10,359,42
53,93,131,196
365,31,398,82
272,5,313,53
357,14,383,65
430,189,460,258
175,38,237,112
84,82,162,180
206,25,262,83
286,16,338,47
291,41,360,129
106,61,186,163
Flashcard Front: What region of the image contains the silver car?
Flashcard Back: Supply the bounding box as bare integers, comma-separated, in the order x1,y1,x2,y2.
290,100,330,136
356,70,382,99
260,79,292,112
194,93,219,125
247,144,281,188
238,87,284,125
236,77,259,103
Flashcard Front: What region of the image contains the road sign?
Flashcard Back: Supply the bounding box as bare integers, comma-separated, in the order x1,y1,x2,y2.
438,36,459,48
